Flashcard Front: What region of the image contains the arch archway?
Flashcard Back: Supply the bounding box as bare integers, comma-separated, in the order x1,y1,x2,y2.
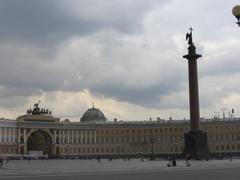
27,130,53,156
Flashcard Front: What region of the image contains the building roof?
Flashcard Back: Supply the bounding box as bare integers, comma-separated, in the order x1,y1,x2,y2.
80,106,107,123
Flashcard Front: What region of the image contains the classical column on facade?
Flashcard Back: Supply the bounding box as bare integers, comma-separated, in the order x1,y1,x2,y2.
9,128,12,143
67,130,70,144
10,128,12,143
23,129,27,154
23,129,26,144
83,130,85,144
71,130,74,144
54,129,56,144
80,130,83,144
94,130,97,144
84,130,87,144
52,129,57,156
18,128,20,143
183,27,209,159
89,130,92,144
63,130,65,144
6,127,9,143
61,130,63,144
0,127,2,143
13,128,16,143
76,130,79,144
4,127,7,143
9,127,11,143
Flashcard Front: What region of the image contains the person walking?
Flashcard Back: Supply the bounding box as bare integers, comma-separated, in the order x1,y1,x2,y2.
186,153,191,167
0,158,3,168
172,157,177,167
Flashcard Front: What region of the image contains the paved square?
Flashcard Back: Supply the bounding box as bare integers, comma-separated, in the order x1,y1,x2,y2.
0,158,240,180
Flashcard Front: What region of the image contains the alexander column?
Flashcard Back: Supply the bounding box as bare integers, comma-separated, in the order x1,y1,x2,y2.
183,27,209,159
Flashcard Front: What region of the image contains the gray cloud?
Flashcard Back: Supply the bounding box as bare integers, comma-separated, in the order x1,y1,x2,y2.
0,0,173,109
0,0,239,120
0,0,168,44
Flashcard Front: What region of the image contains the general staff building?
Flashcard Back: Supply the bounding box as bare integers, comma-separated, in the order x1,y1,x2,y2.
0,103,240,158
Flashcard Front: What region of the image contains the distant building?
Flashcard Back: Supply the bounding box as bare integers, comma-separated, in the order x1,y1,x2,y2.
0,103,240,158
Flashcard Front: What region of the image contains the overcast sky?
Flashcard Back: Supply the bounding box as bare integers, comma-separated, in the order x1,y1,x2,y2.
0,0,239,121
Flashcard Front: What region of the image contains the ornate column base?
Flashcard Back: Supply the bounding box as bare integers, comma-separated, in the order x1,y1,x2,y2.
183,130,209,159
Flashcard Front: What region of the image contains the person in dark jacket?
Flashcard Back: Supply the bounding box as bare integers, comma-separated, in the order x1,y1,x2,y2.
0,158,3,168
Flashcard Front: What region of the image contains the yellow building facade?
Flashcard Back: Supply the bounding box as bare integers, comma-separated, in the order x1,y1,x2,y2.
1,104,240,158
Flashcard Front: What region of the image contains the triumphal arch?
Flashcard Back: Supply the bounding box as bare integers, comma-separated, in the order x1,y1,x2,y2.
17,103,60,156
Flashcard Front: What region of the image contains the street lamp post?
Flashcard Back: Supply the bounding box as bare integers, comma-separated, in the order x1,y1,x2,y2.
232,5,240,26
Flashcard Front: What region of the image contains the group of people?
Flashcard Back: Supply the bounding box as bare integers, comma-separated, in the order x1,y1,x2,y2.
167,156,177,167
167,154,191,167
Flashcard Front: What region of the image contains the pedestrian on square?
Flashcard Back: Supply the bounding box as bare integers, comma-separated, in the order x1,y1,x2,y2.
230,154,232,162
97,156,101,163
0,158,3,168
167,156,171,167
172,157,177,167
186,153,191,167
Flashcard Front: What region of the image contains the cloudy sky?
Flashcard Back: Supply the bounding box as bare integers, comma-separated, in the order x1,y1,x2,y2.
0,0,239,121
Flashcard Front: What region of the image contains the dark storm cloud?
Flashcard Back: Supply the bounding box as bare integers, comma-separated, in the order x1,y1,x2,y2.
0,0,166,44
0,0,239,119
0,0,173,108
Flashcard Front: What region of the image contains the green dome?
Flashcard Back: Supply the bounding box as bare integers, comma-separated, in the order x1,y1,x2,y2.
80,107,106,123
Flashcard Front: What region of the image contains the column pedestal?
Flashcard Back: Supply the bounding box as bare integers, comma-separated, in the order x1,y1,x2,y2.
183,130,209,159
